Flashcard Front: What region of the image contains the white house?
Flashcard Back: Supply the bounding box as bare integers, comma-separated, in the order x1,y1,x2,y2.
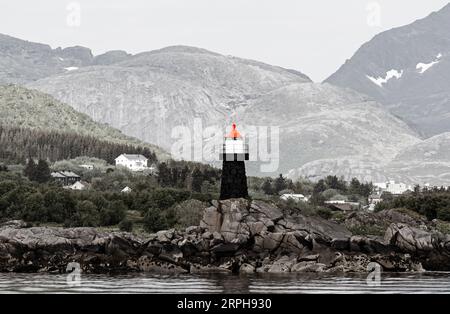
121,186,133,193
374,180,412,195
115,154,148,172
280,193,309,202
66,181,89,191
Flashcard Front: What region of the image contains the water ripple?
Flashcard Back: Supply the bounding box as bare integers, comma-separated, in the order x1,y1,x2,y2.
0,272,449,294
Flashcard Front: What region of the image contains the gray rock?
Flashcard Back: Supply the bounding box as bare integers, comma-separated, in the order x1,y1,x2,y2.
267,255,296,273
0,220,30,230
291,261,326,272
199,206,222,232
254,232,284,252
298,254,320,262
239,263,256,274
385,223,434,252
156,229,175,243
202,232,213,240
331,238,349,251
250,201,283,221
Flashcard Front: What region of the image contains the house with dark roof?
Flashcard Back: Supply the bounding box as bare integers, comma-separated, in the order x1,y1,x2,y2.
51,171,81,186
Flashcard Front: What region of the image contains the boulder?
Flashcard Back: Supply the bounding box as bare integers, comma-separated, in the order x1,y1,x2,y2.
239,263,255,274
254,232,284,252
156,229,175,243
298,254,319,262
267,255,296,273
291,261,326,272
331,238,349,251
199,206,222,232
250,201,283,221
0,220,30,230
385,223,434,252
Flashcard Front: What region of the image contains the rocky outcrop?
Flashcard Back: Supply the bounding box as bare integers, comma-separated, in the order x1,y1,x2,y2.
1,199,449,274
384,223,450,270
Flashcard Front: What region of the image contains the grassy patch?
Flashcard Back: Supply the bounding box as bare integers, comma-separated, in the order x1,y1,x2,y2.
436,221,450,234
394,208,425,220
348,225,386,236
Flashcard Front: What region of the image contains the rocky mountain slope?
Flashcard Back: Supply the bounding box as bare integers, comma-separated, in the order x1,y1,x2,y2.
27,46,312,150
385,132,450,186
238,83,420,179
0,85,167,159
25,45,421,180
325,3,450,137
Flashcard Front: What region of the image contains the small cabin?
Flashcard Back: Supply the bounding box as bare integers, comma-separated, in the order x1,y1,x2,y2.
51,171,81,186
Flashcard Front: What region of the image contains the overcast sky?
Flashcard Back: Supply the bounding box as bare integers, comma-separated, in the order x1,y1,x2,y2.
1,0,448,81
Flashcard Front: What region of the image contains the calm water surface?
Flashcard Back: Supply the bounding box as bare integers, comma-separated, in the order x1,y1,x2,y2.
0,272,449,294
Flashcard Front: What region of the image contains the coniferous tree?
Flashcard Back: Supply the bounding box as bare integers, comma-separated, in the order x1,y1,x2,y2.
24,158,37,181
261,179,273,195
191,168,203,193
157,162,171,187
35,159,51,183
274,174,287,194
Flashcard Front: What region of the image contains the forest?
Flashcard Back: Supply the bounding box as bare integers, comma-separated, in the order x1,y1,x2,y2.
0,125,157,164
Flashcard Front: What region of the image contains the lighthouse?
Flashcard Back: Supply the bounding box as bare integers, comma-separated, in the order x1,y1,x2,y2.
219,123,249,200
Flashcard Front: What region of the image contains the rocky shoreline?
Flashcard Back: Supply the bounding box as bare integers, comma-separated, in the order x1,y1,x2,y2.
1,198,450,274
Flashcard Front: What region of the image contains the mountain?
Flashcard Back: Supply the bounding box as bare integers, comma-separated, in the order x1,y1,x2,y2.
24,45,421,180
27,45,312,151
325,3,450,137
238,83,420,178
0,85,167,159
2,34,442,182
385,132,450,186
0,34,133,85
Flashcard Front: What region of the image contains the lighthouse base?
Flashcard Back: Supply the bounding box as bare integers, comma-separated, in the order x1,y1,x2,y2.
220,161,249,200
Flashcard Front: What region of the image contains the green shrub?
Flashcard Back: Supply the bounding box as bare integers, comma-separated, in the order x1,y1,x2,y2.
437,207,450,221
22,193,47,222
172,199,206,228
316,207,332,220
143,207,167,232
348,225,385,236
69,200,100,227
100,200,127,225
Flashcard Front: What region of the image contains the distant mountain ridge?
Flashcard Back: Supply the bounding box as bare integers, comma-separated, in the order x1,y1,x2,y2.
0,33,133,85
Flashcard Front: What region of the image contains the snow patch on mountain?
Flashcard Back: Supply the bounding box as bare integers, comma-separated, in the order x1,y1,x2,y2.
64,67,79,71
366,69,403,87
416,53,442,73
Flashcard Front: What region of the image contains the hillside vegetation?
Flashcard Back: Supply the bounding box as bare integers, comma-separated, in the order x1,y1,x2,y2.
0,85,168,159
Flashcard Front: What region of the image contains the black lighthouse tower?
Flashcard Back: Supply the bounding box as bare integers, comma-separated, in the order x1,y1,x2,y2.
219,123,249,200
